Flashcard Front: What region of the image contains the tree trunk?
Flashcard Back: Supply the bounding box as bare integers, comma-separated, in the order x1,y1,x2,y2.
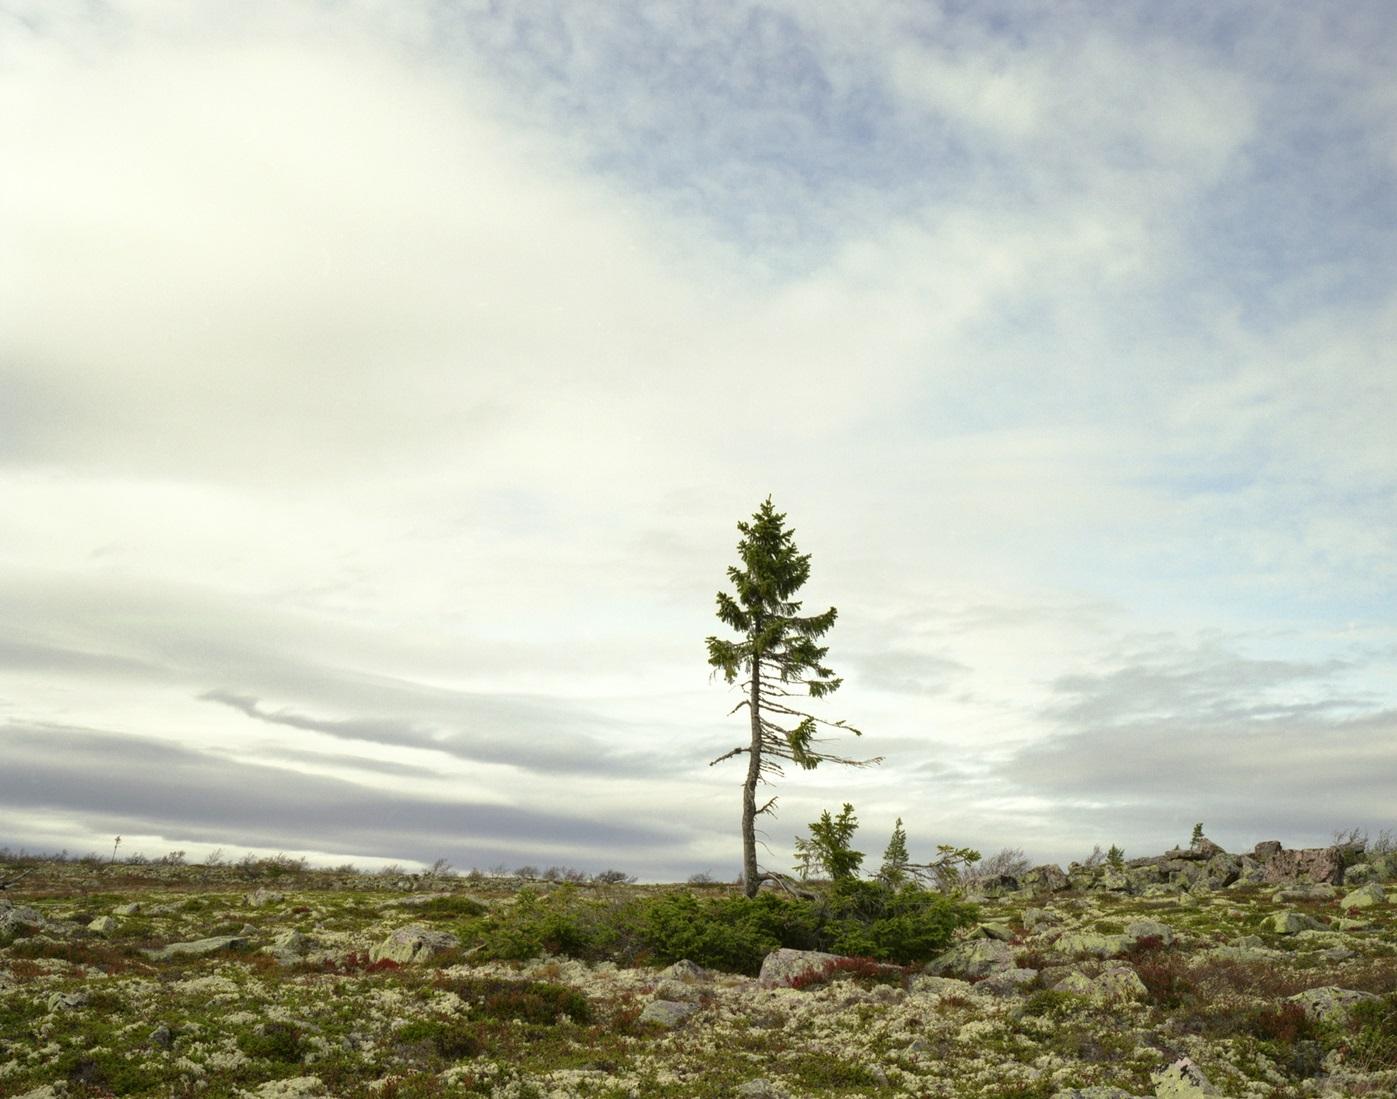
741,656,762,897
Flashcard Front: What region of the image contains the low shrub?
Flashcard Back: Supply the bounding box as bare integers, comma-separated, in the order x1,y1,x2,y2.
439,976,593,1025
637,891,820,974
1344,993,1397,1070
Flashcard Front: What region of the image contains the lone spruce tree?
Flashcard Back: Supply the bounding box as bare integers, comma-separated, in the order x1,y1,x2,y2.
707,497,878,897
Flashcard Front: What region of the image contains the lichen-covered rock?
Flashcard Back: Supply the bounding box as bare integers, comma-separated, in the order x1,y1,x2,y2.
144,935,247,961
757,948,846,987
977,967,1038,996
1261,846,1346,885
659,958,709,982
1054,931,1130,958
369,924,457,964
0,903,45,933
1152,1056,1218,1097
1340,883,1386,909
927,938,1016,978
1021,864,1070,893
1093,965,1148,1002
652,978,702,1003
245,889,285,908
1288,986,1379,1025
113,902,142,916
1263,911,1325,935
1124,919,1175,947
967,921,1016,941
638,999,698,1028
87,915,118,935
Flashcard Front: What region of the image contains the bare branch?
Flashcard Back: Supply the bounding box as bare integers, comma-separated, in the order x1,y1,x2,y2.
708,746,747,767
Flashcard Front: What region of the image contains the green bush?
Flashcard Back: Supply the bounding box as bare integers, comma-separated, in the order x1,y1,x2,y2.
472,887,613,961
413,895,487,921
637,882,975,974
395,1017,484,1059
638,891,821,974
820,879,978,965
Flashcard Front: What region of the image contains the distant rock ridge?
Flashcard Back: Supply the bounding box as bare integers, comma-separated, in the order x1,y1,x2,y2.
973,835,1381,898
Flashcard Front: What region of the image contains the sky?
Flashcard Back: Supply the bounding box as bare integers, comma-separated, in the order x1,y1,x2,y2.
2,0,1395,881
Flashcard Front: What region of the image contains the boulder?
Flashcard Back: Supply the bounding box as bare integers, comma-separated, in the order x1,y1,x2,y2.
1288,986,1379,1025
638,999,698,1028
1152,1056,1218,1098
144,935,248,961
1053,931,1130,958
1261,846,1345,885
1252,840,1283,860
967,922,1016,942
1340,883,1386,909
652,979,702,1003
1022,907,1062,933
1020,864,1070,893
87,915,118,935
926,938,1016,979
1124,919,1175,948
263,930,314,964
369,924,458,964
659,958,709,982
1094,965,1148,1002
113,903,142,916
977,967,1038,996
757,948,846,987
245,889,284,908
0,903,45,934
1263,911,1325,935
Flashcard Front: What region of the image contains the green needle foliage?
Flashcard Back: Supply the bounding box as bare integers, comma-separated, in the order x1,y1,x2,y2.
707,497,879,897
880,817,911,886
794,803,865,882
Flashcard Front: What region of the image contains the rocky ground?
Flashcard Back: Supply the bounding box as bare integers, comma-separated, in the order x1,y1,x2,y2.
1,847,1395,1099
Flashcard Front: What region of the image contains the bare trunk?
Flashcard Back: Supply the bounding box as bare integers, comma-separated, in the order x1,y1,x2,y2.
741,655,762,897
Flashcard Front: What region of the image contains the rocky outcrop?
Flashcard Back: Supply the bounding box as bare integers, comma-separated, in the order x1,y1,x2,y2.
926,938,1016,979
1152,1056,1218,1097
1259,845,1346,885
368,924,457,964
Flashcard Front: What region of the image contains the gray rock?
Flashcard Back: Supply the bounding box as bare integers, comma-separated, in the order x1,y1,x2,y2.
1261,846,1345,886
659,958,709,982
87,915,118,935
757,948,845,987
968,921,1016,941
1152,1056,1218,1098
1021,864,1070,893
263,930,314,964
978,967,1038,996
0,904,45,933
1054,931,1130,958
149,1024,175,1049
1094,965,1148,1002
1340,883,1386,909
1124,919,1175,947
245,889,284,908
638,999,698,1028
1288,986,1379,1025
47,990,89,1011
652,979,702,1003
144,935,248,961
1022,907,1062,932
369,924,458,964
113,903,142,916
927,938,1016,978
1264,911,1325,935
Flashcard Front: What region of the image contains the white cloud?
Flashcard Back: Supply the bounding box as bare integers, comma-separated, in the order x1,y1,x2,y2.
1,1,1395,875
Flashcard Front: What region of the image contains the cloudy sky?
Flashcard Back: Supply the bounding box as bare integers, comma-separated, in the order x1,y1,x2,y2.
2,1,1395,880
